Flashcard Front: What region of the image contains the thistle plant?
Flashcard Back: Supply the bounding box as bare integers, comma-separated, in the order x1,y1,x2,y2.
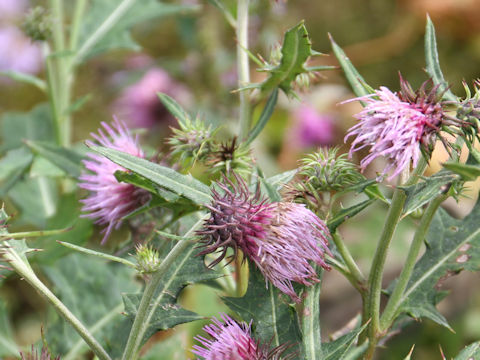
2,2,480,360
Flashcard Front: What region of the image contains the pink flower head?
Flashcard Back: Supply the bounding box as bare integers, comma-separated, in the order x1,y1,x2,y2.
192,314,258,360
192,314,295,360
292,105,335,148
79,118,150,243
197,176,332,302
344,78,446,180
113,68,191,129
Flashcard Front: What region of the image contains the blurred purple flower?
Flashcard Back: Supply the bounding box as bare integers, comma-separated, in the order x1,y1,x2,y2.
0,0,28,21
192,314,258,360
0,26,42,74
292,105,335,147
79,118,150,243
197,176,332,303
113,68,191,129
344,81,445,180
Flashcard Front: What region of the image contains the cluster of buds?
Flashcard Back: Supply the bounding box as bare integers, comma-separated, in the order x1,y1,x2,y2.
22,6,52,42
168,116,214,167
455,80,480,145
197,175,332,302
192,314,295,360
205,137,253,177
168,116,253,176
289,148,362,213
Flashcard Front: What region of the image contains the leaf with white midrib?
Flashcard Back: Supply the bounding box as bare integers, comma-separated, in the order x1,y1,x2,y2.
396,198,480,329
88,145,212,205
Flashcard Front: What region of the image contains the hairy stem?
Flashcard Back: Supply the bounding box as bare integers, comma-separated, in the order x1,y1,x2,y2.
236,0,251,139
302,267,322,360
379,193,447,331
3,242,111,360
363,157,428,358
121,216,205,360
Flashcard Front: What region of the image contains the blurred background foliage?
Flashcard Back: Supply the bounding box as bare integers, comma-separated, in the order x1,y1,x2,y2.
1,0,480,359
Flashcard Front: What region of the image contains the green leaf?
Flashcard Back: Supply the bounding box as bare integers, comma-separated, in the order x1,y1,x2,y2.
43,254,140,356
29,156,66,178
443,162,480,181
120,240,220,350
89,145,212,205
245,89,279,145
0,70,47,91
0,300,18,357
25,140,84,178
223,266,302,358
396,200,480,330
257,21,317,96
322,324,367,360
77,0,198,61
424,16,457,102
400,171,458,215
157,93,189,124
329,34,374,97
454,341,480,360
327,198,375,232
0,147,33,195
0,103,54,152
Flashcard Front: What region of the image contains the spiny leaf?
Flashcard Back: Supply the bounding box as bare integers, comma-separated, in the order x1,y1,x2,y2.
400,171,458,215
396,198,480,330
322,324,367,360
443,162,480,181
329,34,374,97
454,341,480,360
157,93,189,125
223,266,302,358
425,16,457,102
256,21,319,96
88,145,212,205
327,199,375,232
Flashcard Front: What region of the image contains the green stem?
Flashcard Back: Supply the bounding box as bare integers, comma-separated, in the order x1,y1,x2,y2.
236,0,251,139
362,157,428,358
302,267,322,360
3,242,111,360
332,231,365,287
121,216,205,360
379,193,447,331
69,0,87,52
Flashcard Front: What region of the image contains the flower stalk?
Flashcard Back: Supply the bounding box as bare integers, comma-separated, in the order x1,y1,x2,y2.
2,241,111,360
379,192,448,331
236,0,251,139
121,215,206,360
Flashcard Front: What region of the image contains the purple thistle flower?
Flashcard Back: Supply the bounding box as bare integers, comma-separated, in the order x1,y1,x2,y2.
192,314,258,360
291,105,335,148
197,176,332,302
344,78,448,180
79,118,150,243
192,314,295,360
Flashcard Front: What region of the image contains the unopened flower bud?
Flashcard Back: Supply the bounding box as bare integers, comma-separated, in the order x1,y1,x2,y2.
22,7,52,42
135,244,161,274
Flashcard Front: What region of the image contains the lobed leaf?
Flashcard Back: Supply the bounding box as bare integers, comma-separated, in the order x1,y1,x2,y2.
395,198,480,329
454,341,480,360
